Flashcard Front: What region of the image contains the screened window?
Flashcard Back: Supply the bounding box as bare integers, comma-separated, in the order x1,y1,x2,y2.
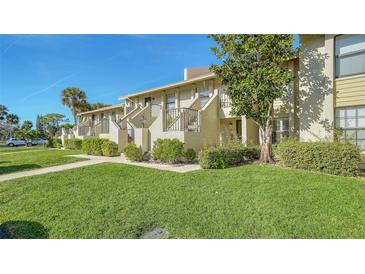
336,106,365,150
335,34,365,78
272,119,289,144
166,94,175,110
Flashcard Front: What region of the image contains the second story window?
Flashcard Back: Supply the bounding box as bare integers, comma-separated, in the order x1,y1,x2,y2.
335,34,365,78
166,93,175,110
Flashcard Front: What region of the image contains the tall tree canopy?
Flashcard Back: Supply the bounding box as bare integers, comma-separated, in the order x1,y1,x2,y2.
61,87,87,124
0,104,8,121
210,34,297,163
21,120,33,130
5,113,20,138
40,113,68,138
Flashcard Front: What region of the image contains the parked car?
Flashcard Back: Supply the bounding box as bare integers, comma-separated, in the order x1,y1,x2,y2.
6,138,32,147
31,138,48,145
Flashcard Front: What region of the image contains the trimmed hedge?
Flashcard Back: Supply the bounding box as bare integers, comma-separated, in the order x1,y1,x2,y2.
184,148,197,162
275,139,361,176
199,143,260,169
44,138,62,149
81,137,108,156
152,138,184,164
124,142,142,161
101,140,119,157
64,138,83,150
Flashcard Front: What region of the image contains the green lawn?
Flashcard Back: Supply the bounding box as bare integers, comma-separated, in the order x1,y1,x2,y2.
0,149,85,175
0,145,45,154
1,163,365,239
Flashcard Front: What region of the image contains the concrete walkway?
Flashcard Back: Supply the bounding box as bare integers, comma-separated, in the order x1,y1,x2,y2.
0,159,104,183
69,154,202,173
0,154,201,183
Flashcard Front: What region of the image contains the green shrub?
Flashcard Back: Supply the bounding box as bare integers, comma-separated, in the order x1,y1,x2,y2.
124,142,142,161
81,137,108,156
101,140,119,157
64,138,83,150
275,139,361,176
184,148,197,162
44,138,62,148
152,138,184,163
199,143,260,169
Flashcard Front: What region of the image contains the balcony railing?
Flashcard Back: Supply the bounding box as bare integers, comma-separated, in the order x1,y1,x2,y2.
165,108,200,132
219,89,231,108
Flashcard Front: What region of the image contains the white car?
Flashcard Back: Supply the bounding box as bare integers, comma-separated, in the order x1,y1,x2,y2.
31,138,48,145
6,138,31,147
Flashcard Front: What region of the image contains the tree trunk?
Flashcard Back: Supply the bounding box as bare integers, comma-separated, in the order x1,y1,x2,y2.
259,125,274,163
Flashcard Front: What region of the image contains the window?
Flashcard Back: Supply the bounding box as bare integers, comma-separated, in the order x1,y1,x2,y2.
336,106,365,150
199,89,211,108
272,119,289,144
166,94,175,110
335,35,365,78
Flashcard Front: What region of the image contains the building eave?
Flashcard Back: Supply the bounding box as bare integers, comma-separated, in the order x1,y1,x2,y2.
118,72,216,100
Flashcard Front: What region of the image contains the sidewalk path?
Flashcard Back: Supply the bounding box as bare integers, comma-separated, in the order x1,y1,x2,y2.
0,159,103,183
0,154,201,183
69,154,201,173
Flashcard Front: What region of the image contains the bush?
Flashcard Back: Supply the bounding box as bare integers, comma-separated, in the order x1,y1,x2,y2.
44,138,62,148
184,148,197,162
152,138,184,163
81,137,108,156
198,143,260,169
101,140,119,157
124,142,142,161
64,138,83,150
275,139,361,176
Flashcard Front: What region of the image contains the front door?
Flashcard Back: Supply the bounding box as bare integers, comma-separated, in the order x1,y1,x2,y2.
236,120,242,140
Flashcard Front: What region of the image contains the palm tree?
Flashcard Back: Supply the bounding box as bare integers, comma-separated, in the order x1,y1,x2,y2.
61,87,87,124
6,113,19,138
0,104,8,121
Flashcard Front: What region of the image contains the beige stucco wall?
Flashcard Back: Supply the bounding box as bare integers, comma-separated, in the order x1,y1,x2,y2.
298,34,335,141
335,74,365,107
219,118,239,143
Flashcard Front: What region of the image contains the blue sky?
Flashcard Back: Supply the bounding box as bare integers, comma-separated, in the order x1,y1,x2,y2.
0,34,299,125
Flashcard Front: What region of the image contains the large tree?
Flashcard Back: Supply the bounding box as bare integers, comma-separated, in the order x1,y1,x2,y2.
21,120,33,130
210,34,297,163
40,113,68,138
61,87,87,124
0,104,8,121
5,113,20,138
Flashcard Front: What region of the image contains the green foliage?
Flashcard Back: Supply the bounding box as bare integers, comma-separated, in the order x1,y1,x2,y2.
275,139,361,176
44,138,62,149
14,129,41,141
39,113,68,138
64,138,83,150
209,35,298,162
184,148,197,162
124,142,143,161
101,140,119,157
152,138,184,164
199,143,260,169
21,120,33,130
81,137,108,155
61,87,88,124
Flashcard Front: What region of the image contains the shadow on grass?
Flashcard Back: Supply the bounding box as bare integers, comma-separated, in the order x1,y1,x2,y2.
0,220,49,239
0,164,41,175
